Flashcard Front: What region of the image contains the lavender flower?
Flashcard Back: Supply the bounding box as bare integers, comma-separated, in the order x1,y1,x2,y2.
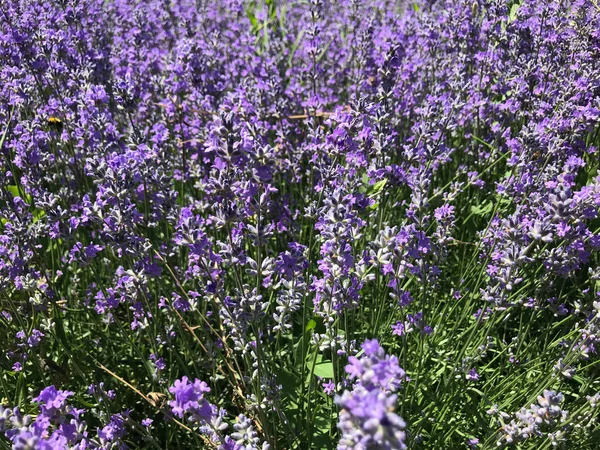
335,340,407,449
169,376,227,437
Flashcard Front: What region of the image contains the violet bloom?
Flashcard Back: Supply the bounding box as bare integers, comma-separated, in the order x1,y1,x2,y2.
337,390,406,450
169,376,212,420
34,386,74,417
335,339,407,449
16,329,44,348
467,437,479,448
322,380,336,395
391,321,405,336
466,369,479,381
168,376,227,437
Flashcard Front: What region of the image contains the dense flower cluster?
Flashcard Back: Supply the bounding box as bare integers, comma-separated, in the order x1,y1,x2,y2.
493,390,569,446
0,386,128,449
336,339,407,449
1,0,600,448
169,376,227,436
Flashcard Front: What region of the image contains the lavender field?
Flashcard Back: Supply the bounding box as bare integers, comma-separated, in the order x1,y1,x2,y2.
1,0,600,448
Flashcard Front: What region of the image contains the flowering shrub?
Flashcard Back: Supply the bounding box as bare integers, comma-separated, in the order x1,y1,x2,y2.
1,0,600,448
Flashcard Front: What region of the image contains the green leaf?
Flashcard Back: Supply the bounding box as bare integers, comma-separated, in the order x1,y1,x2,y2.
367,179,387,198
509,2,522,22
312,433,334,450
313,407,333,443
305,319,316,332
277,368,300,400
33,208,46,222
313,361,334,379
468,387,485,397
246,3,258,29
294,335,311,364
470,201,493,216
76,395,97,408
266,0,277,20
6,185,32,204
287,30,305,67
6,185,20,197
15,372,26,406
53,307,71,352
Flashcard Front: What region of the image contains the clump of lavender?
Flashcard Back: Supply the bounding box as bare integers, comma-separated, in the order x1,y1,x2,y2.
335,339,407,449
495,390,569,447
0,386,128,449
169,376,227,439
220,414,270,450
1,0,600,448
272,244,308,333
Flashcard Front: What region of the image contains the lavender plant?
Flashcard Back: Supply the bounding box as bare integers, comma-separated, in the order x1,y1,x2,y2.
1,0,600,448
